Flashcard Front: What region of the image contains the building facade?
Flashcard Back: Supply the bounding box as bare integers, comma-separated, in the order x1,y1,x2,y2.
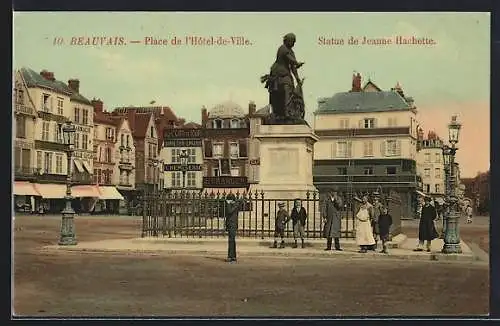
313,74,421,219
416,130,445,198
201,101,250,193
160,127,204,191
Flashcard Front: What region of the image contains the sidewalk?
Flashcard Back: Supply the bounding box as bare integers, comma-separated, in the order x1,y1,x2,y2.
42,234,482,263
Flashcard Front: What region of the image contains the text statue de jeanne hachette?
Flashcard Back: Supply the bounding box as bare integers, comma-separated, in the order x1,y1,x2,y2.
260,33,307,125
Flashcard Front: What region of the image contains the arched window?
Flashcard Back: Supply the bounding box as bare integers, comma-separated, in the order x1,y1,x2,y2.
230,119,239,128
126,135,130,147
213,119,222,129
121,134,124,146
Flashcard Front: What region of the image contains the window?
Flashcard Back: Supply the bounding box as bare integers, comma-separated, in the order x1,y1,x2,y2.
230,119,240,128
188,148,196,163
42,94,50,111
213,119,222,129
363,141,373,157
386,166,397,175
212,168,220,177
435,184,441,193
230,167,240,176
56,154,63,174
106,128,114,141
213,143,223,158
36,151,42,170
364,118,375,129
424,168,431,177
435,153,440,163
337,167,347,175
186,171,196,187
126,135,130,147
171,172,182,187
230,142,239,159
424,153,430,163
339,119,349,129
435,168,441,178
54,124,62,143
74,133,80,149
82,109,88,125
171,148,180,163
44,152,52,173
150,126,154,138
21,149,30,168
388,117,397,127
94,127,97,139
363,167,374,175
82,134,88,150
425,184,431,193
121,134,124,146
57,98,64,115
385,140,398,156
17,89,24,104
336,141,348,158
16,116,26,139
42,122,50,141
74,107,80,123
106,147,112,163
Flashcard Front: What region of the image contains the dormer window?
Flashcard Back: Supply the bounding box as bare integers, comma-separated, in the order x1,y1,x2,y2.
230,119,239,129
213,119,222,129
150,126,154,138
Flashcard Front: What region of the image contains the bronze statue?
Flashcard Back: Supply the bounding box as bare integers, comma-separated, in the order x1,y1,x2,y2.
261,33,307,125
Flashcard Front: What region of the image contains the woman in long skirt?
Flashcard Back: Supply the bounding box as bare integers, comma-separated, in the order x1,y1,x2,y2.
356,195,376,253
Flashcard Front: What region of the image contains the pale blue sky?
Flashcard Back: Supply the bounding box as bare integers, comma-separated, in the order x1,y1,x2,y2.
13,12,490,177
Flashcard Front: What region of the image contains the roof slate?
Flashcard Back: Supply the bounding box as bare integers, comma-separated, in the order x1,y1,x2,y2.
316,90,411,114
19,67,91,105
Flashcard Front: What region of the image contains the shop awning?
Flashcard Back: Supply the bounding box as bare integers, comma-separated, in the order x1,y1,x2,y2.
71,185,100,198
82,160,92,173
34,183,67,199
201,188,248,197
98,186,124,200
73,159,85,173
13,181,40,196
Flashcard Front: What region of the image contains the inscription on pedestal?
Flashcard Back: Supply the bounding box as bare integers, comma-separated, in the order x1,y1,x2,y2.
268,148,299,177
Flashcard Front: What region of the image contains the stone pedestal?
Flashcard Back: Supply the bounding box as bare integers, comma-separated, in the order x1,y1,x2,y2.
250,124,319,199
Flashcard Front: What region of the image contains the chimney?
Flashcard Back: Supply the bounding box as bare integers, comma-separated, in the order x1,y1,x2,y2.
40,70,55,81
127,109,136,131
68,79,80,93
351,72,362,92
248,101,256,116
201,106,208,126
91,98,103,113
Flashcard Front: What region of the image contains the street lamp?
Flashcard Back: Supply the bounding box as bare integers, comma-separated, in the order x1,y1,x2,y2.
179,149,189,189
442,115,462,254
59,121,77,245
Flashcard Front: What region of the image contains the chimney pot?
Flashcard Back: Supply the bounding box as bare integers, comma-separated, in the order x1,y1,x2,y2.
91,98,104,113
68,79,80,93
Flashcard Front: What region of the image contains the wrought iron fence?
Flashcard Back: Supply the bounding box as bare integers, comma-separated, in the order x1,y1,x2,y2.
141,190,359,239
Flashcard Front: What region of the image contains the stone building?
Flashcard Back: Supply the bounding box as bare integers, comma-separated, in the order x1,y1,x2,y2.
313,73,421,219
416,130,445,199
201,101,250,194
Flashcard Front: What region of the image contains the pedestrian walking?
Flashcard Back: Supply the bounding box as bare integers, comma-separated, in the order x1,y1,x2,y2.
291,199,307,248
371,196,382,251
272,202,290,248
378,206,393,254
414,196,438,252
224,194,241,263
355,195,376,253
322,190,343,251
466,204,473,224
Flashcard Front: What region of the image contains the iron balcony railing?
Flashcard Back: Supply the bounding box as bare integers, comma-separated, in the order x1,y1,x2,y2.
314,174,419,184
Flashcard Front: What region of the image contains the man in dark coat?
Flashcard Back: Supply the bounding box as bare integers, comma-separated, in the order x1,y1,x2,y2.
414,196,438,252
225,194,241,263
323,190,343,251
370,196,382,251
272,202,290,248
378,205,393,254
291,199,307,248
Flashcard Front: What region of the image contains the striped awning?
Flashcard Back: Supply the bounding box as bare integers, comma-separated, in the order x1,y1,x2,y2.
34,183,67,199
81,160,92,173
73,159,85,173
13,181,40,196
71,185,100,198
98,186,124,200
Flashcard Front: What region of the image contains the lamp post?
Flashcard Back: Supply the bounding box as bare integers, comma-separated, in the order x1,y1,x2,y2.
442,115,462,254
59,121,77,245
441,145,451,238
179,149,189,189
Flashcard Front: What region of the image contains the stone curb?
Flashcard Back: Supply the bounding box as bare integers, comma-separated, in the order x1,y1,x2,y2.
467,242,489,262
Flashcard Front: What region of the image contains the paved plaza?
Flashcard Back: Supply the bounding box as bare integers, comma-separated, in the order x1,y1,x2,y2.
13,214,489,316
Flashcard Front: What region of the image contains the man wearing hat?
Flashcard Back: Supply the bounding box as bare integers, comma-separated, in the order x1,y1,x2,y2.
322,190,343,251
272,202,290,248
225,193,242,262
414,196,438,252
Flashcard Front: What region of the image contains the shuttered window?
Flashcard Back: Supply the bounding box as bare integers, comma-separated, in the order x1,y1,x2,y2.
238,139,248,157
204,140,213,157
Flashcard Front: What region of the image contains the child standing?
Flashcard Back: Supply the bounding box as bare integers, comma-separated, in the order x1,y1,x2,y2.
272,202,290,248
378,206,393,254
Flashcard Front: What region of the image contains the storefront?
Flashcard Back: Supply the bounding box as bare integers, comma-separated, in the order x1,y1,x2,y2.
13,181,40,213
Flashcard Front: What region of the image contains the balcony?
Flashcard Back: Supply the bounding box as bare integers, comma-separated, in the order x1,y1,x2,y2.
119,163,134,171
35,140,68,152
118,183,133,188
14,166,37,180
313,174,419,185
14,103,35,116
315,127,411,137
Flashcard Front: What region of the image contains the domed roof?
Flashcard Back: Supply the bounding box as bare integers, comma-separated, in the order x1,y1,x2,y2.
209,101,245,118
